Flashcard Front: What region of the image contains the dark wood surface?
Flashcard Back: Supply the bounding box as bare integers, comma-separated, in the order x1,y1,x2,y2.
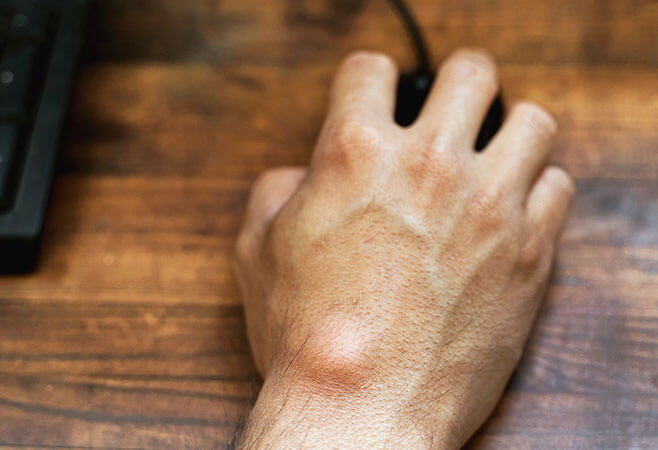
1,0,657,448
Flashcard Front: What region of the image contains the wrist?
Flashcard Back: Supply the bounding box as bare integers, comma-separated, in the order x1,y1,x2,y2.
238,362,458,449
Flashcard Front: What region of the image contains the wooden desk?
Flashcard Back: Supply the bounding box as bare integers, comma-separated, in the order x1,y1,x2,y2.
1,0,656,447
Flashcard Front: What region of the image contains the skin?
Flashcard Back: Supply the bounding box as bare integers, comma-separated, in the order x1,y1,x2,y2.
233,48,574,449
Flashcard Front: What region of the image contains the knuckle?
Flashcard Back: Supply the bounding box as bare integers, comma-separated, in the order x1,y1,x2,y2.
518,232,551,270
515,101,558,137
342,50,396,73
333,115,380,145
325,117,382,169
410,141,463,188
472,183,507,224
433,156,463,184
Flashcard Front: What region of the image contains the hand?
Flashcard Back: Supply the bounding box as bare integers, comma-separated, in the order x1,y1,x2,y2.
233,48,574,449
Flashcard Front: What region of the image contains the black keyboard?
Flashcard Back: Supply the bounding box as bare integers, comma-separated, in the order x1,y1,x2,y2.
0,0,87,272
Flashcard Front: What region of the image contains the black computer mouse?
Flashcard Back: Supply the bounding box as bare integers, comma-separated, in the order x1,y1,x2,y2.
394,70,505,151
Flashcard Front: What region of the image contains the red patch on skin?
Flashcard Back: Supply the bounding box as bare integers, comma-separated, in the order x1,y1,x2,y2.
286,321,377,396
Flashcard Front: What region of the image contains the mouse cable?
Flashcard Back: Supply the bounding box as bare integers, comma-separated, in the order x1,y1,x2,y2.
386,0,432,72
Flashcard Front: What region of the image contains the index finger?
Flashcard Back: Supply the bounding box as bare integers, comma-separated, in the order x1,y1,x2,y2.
326,51,399,125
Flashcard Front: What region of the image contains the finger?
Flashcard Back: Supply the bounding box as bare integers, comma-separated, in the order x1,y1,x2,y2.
414,48,499,149
326,51,399,123
241,167,307,242
526,166,575,239
479,101,558,193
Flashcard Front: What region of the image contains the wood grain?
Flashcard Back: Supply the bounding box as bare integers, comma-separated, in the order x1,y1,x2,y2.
1,0,657,448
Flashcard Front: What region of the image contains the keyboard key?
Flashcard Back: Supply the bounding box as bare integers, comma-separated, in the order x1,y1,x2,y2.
0,42,40,120
8,3,49,42
0,122,20,209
